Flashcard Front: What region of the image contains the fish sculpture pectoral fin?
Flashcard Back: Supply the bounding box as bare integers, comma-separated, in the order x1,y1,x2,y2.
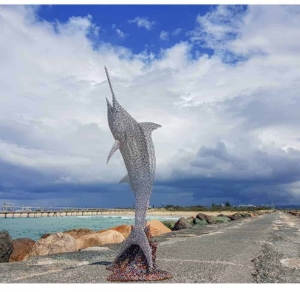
107,139,120,164
119,174,130,184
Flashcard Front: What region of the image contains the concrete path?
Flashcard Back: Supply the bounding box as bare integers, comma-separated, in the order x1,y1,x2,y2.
159,212,278,283
0,212,282,283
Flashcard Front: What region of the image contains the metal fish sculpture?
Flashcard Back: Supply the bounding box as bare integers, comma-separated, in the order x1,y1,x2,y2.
104,67,171,281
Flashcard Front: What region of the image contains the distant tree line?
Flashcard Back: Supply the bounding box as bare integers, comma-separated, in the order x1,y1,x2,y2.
113,202,273,211
162,202,272,212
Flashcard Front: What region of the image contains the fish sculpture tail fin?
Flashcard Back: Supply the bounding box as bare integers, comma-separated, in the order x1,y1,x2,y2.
112,226,154,270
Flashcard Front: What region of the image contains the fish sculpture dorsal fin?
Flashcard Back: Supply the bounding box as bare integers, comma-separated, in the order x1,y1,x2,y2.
119,174,130,184
107,139,120,164
139,122,161,135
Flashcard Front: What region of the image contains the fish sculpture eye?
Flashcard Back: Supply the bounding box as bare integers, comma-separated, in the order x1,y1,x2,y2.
104,66,172,282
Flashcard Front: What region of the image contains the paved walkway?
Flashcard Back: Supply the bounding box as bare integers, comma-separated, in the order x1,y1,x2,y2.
0,212,280,283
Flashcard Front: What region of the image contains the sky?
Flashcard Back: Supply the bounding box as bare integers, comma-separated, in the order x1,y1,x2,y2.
0,4,300,209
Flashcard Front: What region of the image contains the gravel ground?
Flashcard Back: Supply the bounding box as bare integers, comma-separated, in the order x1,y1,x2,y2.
2,212,299,283
252,212,300,283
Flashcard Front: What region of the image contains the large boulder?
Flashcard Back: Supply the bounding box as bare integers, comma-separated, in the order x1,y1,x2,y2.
239,213,251,218
196,213,213,224
76,230,125,251
0,231,13,262
147,219,172,236
40,233,52,239
193,218,208,226
227,214,241,220
161,220,176,230
24,232,77,259
9,238,35,262
196,213,208,221
40,228,96,240
174,217,192,230
64,228,95,239
186,217,195,224
97,225,132,239
210,216,231,224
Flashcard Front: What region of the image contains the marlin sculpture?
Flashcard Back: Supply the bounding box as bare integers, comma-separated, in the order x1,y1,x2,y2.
105,67,171,281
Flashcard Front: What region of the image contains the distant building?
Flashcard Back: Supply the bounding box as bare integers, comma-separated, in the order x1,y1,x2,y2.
238,204,256,208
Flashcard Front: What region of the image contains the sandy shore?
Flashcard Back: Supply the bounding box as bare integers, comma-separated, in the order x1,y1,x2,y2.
114,209,273,218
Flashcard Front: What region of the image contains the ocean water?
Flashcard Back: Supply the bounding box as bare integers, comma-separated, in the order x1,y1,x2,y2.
0,215,178,241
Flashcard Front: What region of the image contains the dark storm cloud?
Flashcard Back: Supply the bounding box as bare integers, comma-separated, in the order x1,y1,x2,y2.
222,85,300,131
0,159,47,192
156,177,292,206
155,141,300,205
0,158,135,207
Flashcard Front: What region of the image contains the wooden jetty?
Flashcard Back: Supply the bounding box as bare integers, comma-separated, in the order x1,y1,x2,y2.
0,209,135,218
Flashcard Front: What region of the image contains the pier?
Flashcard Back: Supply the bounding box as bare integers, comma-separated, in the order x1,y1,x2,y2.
0,203,134,218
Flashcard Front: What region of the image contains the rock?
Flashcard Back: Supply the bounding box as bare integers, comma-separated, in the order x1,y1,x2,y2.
193,218,208,225
147,219,172,236
9,238,35,262
76,230,125,250
64,228,95,239
227,213,242,220
161,220,176,230
196,213,208,221
24,232,77,259
239,213,251,218
227,215,241,220
40,233,52,239
290,211,300,217
217,214,226,217
210,216,231,223
196,213,213,224
174,217,192,230
98,225,132,239
0,231,13,262
40,228,96,240
187,216,195,224
233,213,243,217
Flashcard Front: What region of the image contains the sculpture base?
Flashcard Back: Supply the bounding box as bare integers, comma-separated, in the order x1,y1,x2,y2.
107,267,172,282
107,226,172,282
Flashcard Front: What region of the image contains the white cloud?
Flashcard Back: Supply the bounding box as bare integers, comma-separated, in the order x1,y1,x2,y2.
128,16,155,30
189,5,245,52
228,5,300,56
160,30,169,40
116,28,127,38
160,28,181,40
172,28,182,36
1,5,300,206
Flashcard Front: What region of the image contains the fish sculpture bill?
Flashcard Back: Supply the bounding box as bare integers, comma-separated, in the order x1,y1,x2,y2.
104,67,172,282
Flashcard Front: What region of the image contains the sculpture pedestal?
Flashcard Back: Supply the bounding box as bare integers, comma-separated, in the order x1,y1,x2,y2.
107,226,172,282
